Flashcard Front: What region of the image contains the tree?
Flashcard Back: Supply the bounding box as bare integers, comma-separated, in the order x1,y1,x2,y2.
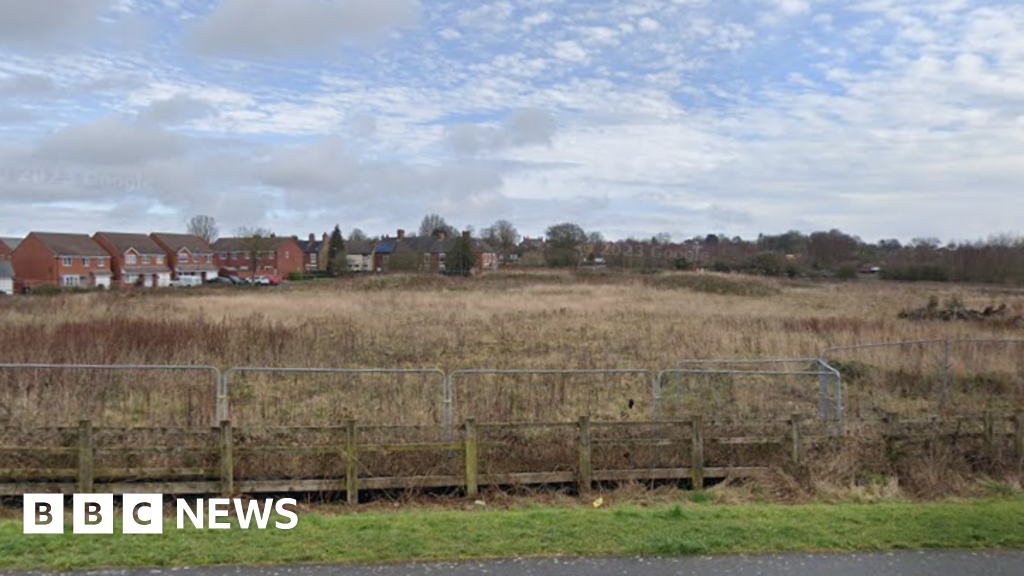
652,232,672,245
234,227,275,277
327,225,346,275
446,232,478,275
482,219,520,256
187,215,219,244
348,228,368,242
419,214,456,238
545,223,587,267
808,229,860,269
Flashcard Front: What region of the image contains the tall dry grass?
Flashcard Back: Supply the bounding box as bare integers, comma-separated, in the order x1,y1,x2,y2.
0,272,1022,426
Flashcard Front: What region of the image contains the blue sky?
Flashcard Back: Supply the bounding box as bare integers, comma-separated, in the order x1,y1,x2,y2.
1,0,1023,242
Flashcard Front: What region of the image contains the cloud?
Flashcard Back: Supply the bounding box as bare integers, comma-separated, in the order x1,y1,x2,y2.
0,0,111,48
445,109,558,156
0,74,58,97
187,0,421,58
37,116,187,165
138,94,216,125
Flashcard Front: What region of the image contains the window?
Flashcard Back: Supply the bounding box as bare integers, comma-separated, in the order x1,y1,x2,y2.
62,257,73,267
231,251,239,260
142,255,150,265
156,255,164,265
82,258,90,267
61,275,82,287
179,251,189,264
284,251,289,259
311,254,317,263
126,253,137,265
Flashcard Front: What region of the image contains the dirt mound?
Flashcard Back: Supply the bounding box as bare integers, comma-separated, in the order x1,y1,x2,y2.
899,296,1021,324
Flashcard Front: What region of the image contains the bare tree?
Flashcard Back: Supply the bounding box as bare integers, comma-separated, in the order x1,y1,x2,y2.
187,215,219,244
234,226,275,277
419,214,456,238
348,228,368,242
482,219,520,256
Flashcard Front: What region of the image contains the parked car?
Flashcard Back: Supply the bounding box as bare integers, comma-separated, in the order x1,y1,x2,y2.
253,275,281,286
170,277,202,288
207,277,234,286
226,275,247,285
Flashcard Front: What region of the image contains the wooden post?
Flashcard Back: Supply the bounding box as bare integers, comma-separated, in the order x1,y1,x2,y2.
983,411,995,460
1013,410,1024,471
77,419,94,493
884,412,899,463
790,413,804,466
691,416,704,490
219,420,234,498
464,418,478,498
578,415,592,495
346,419,359,506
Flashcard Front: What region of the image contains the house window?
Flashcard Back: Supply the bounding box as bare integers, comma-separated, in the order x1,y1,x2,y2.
126,253,137,265
62,257,73,267
285,251,289,259
156,255,164,265
179,252,189,264
231,252,239,260
269,251,276,259
311,254,317,263
96,258,105,268
82,258,90,267
142,255,150,265
61,275,82,287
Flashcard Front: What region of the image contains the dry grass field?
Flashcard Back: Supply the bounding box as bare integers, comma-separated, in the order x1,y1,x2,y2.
2,271,1023,500
1,270,1023,428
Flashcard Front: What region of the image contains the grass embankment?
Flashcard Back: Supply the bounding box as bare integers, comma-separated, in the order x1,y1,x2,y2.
2,498,1024,570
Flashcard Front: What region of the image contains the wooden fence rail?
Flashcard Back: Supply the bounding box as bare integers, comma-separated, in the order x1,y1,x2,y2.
1,412,1021,499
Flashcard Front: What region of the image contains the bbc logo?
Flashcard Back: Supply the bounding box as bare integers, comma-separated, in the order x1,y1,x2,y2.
24,494,164,535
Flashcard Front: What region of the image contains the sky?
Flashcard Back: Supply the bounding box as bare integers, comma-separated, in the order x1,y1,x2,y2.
1,0,1022,243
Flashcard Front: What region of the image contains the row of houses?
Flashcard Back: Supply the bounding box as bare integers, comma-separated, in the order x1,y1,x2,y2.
0,228,499,295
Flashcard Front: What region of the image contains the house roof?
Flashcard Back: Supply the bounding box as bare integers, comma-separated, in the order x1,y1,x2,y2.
0,237,22,251
211,237,297,251
392,235,497,255
345,240,374,255
94,232,166,255
296,240,323,254
0,260,13,279
29,233,109,257
151,233,213,254
375,238,399,255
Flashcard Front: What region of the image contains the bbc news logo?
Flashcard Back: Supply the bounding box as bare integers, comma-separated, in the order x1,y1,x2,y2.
24,494,299,534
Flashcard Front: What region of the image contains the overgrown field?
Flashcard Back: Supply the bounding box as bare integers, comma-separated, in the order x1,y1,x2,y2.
1,271,1023,427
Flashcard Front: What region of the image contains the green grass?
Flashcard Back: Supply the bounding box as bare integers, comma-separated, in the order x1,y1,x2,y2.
2,498,1024,571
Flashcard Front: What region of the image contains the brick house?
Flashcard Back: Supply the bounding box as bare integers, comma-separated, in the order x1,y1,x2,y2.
212,236,303,279
151,233,218,283
376,229,498,274
0,237,21,261
11,232,112,291
296,233,330,273
94,232,172,288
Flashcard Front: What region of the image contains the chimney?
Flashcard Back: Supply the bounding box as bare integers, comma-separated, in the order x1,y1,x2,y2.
309,233,316,243
462,230,471,240
397,229,405,240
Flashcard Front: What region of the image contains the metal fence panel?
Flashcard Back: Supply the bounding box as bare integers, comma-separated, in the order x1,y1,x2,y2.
447,369,657,425
0,363,220,427
222,367,447,428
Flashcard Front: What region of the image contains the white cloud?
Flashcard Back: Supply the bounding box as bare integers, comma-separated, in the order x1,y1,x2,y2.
552,40,589,63
187,0,421,58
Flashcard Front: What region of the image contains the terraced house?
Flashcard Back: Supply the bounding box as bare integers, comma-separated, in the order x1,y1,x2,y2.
94,232,172,288
11,232,112,291
151,233,218,284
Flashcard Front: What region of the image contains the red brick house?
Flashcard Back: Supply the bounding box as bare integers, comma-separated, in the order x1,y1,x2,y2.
94,232,173,288
0,237,21,261
11,232,112,291
151,233,218,284
212,236,303,279
296,233,330,273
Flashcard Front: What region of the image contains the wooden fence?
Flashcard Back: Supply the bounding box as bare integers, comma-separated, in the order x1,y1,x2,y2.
2,411,1022,499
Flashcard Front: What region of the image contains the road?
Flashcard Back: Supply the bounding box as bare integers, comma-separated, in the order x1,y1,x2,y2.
5,552,1024,576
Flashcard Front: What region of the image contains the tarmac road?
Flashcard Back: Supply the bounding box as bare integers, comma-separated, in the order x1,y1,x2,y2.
5,552,1024,576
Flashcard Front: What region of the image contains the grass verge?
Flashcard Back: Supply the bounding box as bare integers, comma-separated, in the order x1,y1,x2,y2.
2,497,1024,571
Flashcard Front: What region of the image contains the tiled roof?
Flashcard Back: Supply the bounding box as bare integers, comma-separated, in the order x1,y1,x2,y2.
94,232,165,255
212,237,296,251
151,233,213,254
345,240,374,255
29,233,109,257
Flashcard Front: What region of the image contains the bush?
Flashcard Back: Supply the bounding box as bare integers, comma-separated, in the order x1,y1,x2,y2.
287,272,304,282
881,265,949,282
836,265,858,280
